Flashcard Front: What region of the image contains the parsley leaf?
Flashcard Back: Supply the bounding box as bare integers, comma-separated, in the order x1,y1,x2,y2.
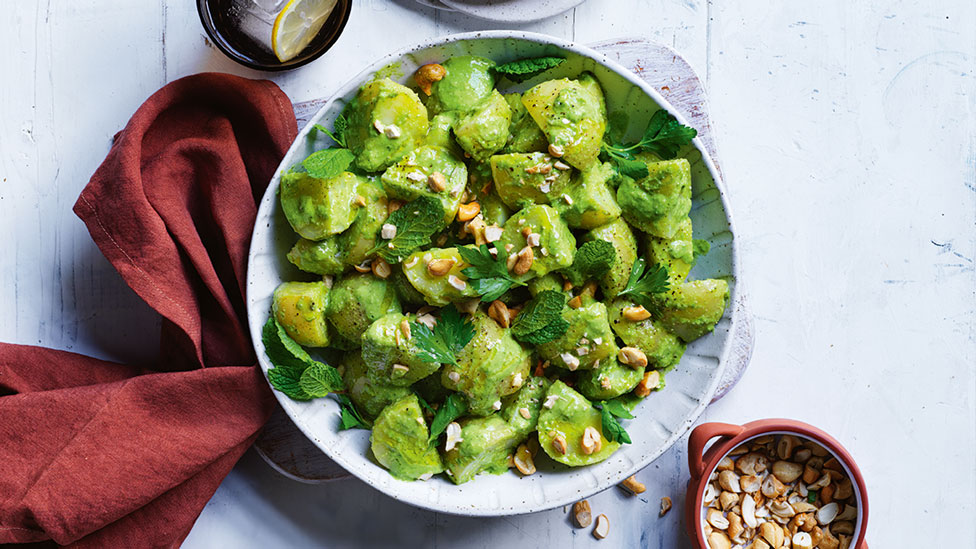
511,290,570,345
299,362,344,398
457,244,526,302
640,110,698,159
601,109,696,178
410,305,475,366
614,157,650,179
562,240,617,286
597,401,632,444
334,393,370,431
492,56,565,83
617,258,669,310
302,148,355,180
428,393,467,443
311,112,348,148
262,316,344,402
368,196,444,263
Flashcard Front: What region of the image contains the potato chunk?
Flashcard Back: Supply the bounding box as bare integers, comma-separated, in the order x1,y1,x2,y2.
272,281,330,347
346,78,429,172
522,74,607,170
279,171,362,240
370,395,443,481
537,381,619,466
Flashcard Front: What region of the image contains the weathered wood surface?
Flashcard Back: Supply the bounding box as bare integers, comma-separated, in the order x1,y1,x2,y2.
3,1,974,547
258,37,754,485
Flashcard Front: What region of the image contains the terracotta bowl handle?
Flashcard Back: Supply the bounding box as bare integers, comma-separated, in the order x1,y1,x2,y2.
688,422,744,480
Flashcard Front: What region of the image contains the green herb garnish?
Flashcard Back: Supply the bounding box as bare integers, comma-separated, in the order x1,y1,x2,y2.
597,400,633,444
410,305,475,366
617,258,670,309
301,148,355,180
262,317,343,401
335,393,370,431
601,110,697,178
312,112,348,148
368,196,444,263
457,244,527,302
492,56,565,83
562,240,617,286
428,393,468,442
511,290,570,345
299,362,344,398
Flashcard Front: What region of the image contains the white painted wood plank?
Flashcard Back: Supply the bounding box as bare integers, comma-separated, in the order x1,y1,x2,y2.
703,2,976,548
0,1,165,364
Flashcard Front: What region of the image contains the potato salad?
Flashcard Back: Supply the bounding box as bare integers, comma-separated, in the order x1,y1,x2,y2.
263,54,730,483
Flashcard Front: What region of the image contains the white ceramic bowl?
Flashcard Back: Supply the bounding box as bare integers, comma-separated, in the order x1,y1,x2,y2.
246,31,740,516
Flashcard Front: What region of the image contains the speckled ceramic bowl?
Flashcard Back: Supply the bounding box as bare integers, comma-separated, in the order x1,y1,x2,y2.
246,31,741,516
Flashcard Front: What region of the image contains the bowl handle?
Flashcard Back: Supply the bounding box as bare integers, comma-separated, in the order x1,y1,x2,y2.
688,422,744,480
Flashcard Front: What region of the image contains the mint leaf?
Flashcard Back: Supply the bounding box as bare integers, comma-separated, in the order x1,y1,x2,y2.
299,362,344,397
302,148,355,180
598,403,631,444
511,290,568,346
563,240,617,286
457,244,525,302
311,112,348,148
618,258,669,310
517,317,570,345
334,393,370,430
639,110,697,159
262,317,310,371
428,393,467,443
369,196,444,263
262,316,343,402
493,56,565,83
268,366,311,401
410,305,475,366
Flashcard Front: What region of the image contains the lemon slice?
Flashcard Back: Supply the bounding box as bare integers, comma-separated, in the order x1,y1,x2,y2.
271,0,338,63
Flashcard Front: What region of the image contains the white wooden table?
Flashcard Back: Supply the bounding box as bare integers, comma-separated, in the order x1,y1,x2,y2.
2,1,974,547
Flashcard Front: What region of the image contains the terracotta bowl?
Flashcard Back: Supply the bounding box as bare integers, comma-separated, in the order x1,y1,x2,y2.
686,419,869,548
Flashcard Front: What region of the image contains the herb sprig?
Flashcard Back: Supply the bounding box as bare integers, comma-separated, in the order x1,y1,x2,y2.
428,393,468,443
492,57,566,83
511,290,569,345
335,393,370,430
410,305,475,366
368,196,444,263
617,258,670,310
601,110,697,179
562,240,617,286
303,113,355,180
312,112,349,148
597,400,634,444
457,244,527,302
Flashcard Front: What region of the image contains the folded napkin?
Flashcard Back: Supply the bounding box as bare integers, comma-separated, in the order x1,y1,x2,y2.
0,73,298,547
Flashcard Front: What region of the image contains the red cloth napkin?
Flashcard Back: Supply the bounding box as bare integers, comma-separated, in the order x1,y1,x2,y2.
0,73,298,547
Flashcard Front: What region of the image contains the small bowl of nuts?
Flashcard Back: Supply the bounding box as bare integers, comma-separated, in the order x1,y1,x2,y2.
685,419,868,549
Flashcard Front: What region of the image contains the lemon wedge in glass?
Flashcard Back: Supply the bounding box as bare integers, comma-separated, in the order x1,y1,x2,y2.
271,0,339,62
